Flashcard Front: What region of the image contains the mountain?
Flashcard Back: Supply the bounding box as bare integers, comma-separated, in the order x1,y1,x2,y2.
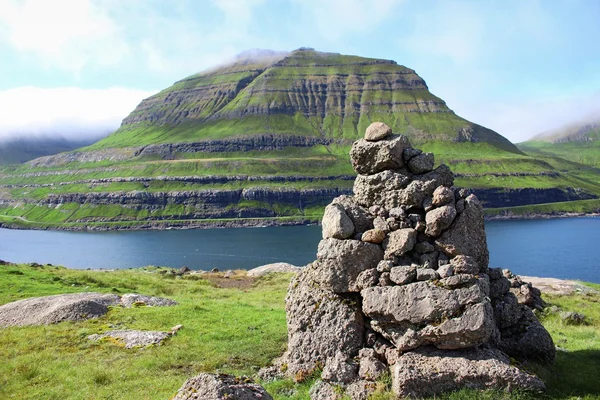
0,135,104,165
518,118,600,167
1,48,599,230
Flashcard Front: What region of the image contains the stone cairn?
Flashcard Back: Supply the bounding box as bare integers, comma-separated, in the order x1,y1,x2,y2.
279,122,555,399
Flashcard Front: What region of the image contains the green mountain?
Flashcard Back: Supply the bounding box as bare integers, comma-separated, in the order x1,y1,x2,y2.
518,119,600,168
1,48,599,230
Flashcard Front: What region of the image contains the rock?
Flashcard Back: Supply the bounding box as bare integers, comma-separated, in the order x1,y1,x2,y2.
560,311,587,325
372,216,389,233
120,293,178,308
407,152,434,174
362,280,495,351
364,122,392,141
388,207,406,219
391,346,545,398
285,269,365,377
88,329,171,349
314,239,384,293
498,305,555,362
350,136,411,175
449,255,480,275
455,198,465,213
492,293,523,329
355,269,380,290
378,272,393,286
383,228,417,259
322,352,358,384
358,348,387,381
331,195,374,233
172,373,273,400
439,274,477,289
416,268,439,281
389,265,416,285
0,292,121,327
425,204,457,237
419,251,438,269
361,229,386,244
431,186,455,207
309,380,343,400
376,260,393,273
322,204,355,239
403,147,422,162
414,241,434,254
438,264,454,278
180,266,191,274
247,262,301,276
436,194,489,269
345,380,377,400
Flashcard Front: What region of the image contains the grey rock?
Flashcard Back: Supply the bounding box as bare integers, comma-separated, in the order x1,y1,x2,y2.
88,329,170,349
247,262,301,276
493,293,523,329
372,216,389,233
414,241,434,254
322,203,355,239
315,239,384,293
172,373,273,400
390,265,417,285
358,348,387,381
386,217,399,231
416,268,439,281
432,186,455,207
436,194,489,269
438,264,454,278
331,195,374,233
383,228,417,259
355,269,380,290
309,380,343,400
388,207,406,219
364,122,392,141
361,229,385,244
415,221,426,232
285,269,364,377
455,198,465,213
120,293,178,308
425,204,457,237
391,346,545,398
350,136,411,175
0,292,121,327
345,380,377,400
560,311,587,325
439,274,477,289
379,272,393,286
403,147,422,162
322,352,358,384
449,255,480,275
498,305,556,362
362,280,495,351
376,260,393,273
407,152,434,174
419,251,439,269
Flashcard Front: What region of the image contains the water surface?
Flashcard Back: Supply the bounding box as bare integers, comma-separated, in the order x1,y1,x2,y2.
0,218,598,282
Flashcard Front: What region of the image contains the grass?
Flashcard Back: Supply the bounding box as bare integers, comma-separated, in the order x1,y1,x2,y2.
1,263,600,399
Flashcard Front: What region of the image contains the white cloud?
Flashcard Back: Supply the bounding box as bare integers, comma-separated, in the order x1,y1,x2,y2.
0,86,154,141
0,0,129,73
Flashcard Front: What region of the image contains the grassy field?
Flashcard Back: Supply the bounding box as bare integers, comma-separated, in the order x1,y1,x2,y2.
0,263,599,399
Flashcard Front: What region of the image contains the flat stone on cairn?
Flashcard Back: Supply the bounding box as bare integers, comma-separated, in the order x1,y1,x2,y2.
280,122,554,398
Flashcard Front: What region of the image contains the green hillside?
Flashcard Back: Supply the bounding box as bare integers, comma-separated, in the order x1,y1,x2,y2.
0,49,599,229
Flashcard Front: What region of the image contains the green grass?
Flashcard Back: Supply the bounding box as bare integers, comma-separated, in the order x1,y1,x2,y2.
519,140,600,168
1,264,599,399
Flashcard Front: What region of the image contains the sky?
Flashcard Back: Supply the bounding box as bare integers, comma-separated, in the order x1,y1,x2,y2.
0,0,599,143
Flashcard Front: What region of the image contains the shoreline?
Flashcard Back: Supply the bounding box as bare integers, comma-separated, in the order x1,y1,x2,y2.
1,211,600,232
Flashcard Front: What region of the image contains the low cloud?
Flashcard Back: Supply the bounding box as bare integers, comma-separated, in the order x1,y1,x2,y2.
0,86,154,142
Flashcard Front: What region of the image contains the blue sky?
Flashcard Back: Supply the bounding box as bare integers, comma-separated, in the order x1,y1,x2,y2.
0,0,599,143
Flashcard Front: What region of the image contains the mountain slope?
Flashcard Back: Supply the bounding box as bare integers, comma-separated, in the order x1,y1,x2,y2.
0,136,103,165
0,49,599,230
518,119,600,168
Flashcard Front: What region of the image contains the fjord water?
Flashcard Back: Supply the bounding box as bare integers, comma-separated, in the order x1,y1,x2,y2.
0,218,598,282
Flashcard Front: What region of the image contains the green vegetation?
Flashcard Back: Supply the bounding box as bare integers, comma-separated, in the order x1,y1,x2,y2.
518,140,600,168
1,263,599,399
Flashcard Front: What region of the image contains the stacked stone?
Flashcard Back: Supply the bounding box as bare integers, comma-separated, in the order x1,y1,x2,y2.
283,122,555,399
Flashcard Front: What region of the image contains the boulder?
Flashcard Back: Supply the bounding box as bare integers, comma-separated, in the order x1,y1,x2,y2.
247,262,301,276
314,239,384,293
425,204,457,237
321,352,358,384
350,136,411,175
172,373,273,400
285,269,365,377
331,195,374,234
407,152,434,174
431,185,455,207
362,280,495,351
436,194,489,269
364,122,392,141
383,228,417,259
391,346,545,398
361,228,386,244
87,329,171,349
389,265,416,285
449,255,480,275
358,348,387,381
120,293,178,308
498,305,556,362
0,292,121,327
322,203,355,239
